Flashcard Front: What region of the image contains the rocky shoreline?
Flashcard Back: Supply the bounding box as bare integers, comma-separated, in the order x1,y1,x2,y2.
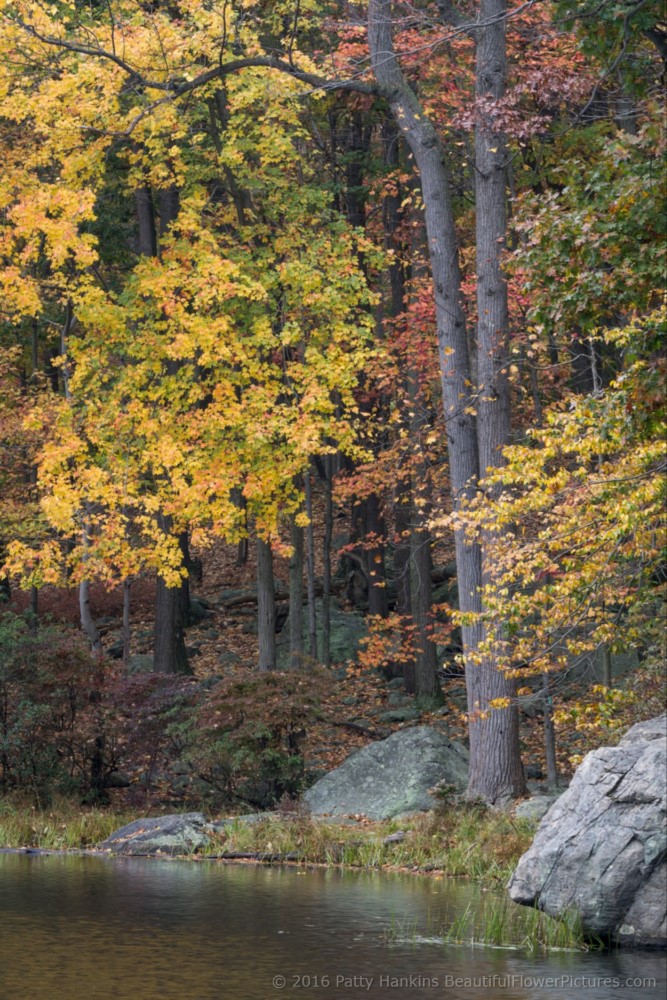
3,716,664,949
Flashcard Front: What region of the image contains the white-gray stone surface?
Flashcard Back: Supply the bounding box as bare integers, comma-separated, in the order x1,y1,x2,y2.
508,715,667,947
302,726,469,820
99,813,211,856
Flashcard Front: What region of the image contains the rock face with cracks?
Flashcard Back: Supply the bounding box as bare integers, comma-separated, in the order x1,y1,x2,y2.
508,716,667,947
99,813,211,856
302,726,469,820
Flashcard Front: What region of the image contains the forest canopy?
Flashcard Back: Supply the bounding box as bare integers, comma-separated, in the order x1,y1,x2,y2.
0,1,664,806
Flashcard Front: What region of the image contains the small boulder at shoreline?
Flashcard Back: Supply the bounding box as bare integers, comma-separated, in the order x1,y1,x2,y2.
508,715,667,947
302,725,469,820
99,814,211,857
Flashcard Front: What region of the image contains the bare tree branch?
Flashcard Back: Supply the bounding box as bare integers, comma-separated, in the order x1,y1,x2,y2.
10,16,377,97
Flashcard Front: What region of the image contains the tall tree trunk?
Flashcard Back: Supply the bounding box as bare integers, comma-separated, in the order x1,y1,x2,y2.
79,579,102,654
135,186,157,257
153,515,191,674
304,470,318,659
159,186,180,238
382,115,409,319
58,301,99,654
135,184,191,675
405,179,441,704
154,576,191,674
382,113,412,682
410,506,442,706
542,672,559,789
178,530,193,629
368,0,524,802
289,512,305,670
122,578,131,671
322,456,334,668
467,0,525,801
79,511,102,654
231,488,249,565
257,537,276,671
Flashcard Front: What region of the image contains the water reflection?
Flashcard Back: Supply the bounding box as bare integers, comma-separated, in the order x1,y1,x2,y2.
0,854,664,1000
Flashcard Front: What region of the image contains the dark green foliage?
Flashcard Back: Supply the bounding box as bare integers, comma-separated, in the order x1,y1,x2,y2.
167,673,326,809
0,612,119,805
0,614,326,811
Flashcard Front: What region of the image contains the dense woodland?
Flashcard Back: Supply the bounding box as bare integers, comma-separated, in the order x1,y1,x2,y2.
0,1,664,811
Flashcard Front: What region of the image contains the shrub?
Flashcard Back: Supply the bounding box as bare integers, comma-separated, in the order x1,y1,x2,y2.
170,672,326,809
0,611,122,805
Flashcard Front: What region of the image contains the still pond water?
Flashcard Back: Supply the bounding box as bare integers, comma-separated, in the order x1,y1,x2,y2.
0,853,665,1000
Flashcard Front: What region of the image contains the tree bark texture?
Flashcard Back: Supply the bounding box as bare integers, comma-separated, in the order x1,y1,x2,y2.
135,186,157,257
466,0,525,802
381,119,412,681
257,537,276,671
304,470,318,659
410,513,442,705
79,578,102,654
405,223,441,703
154,574,191,674
289,513,305,670
368,0,524,802
322,457,334,667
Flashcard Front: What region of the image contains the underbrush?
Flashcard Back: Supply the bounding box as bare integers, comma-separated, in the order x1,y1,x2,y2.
0,610,324,811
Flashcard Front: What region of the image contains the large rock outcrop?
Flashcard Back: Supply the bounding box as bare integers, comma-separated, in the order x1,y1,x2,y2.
303,725,469,820
509,715,667,947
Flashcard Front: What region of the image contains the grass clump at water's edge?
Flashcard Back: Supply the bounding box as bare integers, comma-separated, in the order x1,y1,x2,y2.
0,796,136,850
385,898,596,954
443,897,598,952
0,796,534,883
207,800,536,884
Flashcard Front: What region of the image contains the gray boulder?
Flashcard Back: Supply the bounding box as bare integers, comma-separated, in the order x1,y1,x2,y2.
99,813,211,856
377,707,421,724
508,715,667,947
302,726,469,820
276,598,367,668
514,794,562,822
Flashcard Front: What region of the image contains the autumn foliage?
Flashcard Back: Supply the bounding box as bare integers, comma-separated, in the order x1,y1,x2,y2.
0,2,664,804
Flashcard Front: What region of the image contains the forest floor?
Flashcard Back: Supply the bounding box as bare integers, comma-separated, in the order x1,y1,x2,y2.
7,536,583,792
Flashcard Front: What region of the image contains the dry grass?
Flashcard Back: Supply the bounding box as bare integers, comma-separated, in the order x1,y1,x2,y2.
206,802,535,883
0,796,136,850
